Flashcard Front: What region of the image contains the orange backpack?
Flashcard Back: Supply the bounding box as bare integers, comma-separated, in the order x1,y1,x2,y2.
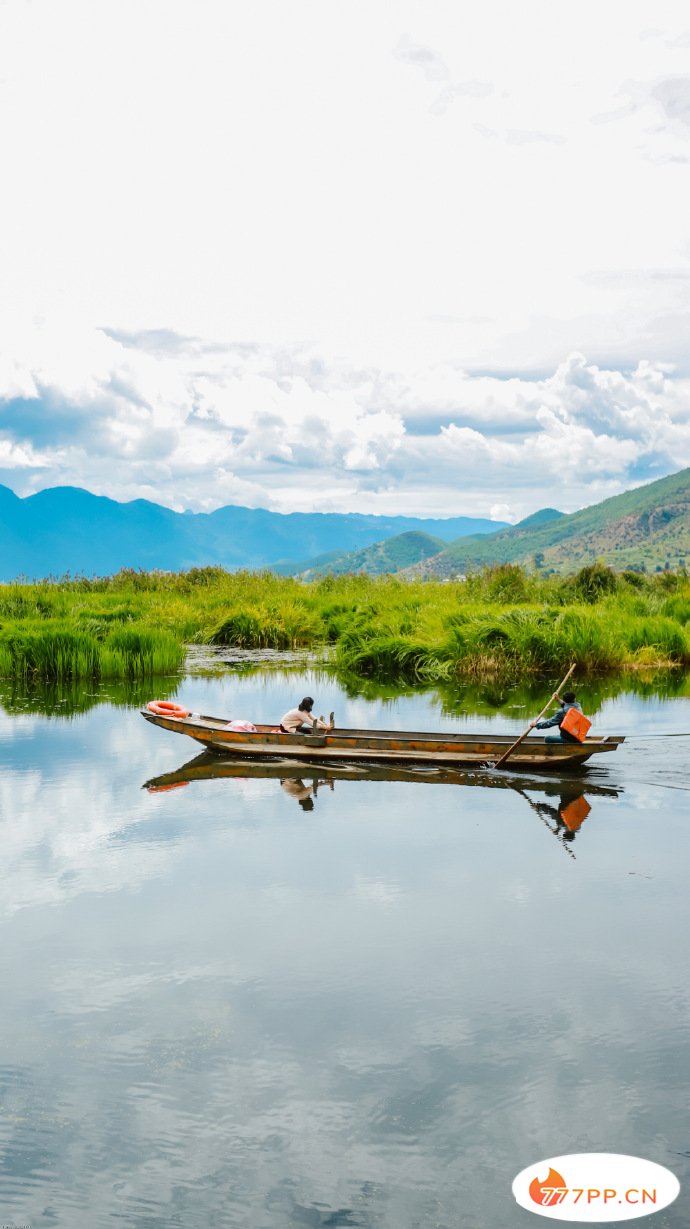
560,707,592,742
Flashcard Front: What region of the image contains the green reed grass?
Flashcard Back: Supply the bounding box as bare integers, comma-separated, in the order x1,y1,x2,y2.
209,603,321,650
0,622,183,680
2,562,690,682
100,628,184,677
335,635,452,682
0,627,101,681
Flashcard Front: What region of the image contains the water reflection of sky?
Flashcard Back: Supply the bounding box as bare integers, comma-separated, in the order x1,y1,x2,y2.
0,671,689,1227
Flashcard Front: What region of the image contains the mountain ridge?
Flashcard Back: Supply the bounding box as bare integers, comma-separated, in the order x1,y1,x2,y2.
411,468,690,576
282,531,447,579
0,484,508,581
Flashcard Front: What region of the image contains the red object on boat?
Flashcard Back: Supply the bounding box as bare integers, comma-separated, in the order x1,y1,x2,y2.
147,700,191,718
560,708,592,742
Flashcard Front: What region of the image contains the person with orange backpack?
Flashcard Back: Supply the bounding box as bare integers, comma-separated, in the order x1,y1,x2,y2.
530,689,591,743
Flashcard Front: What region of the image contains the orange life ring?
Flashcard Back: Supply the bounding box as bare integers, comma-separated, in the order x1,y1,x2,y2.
147,700,191,718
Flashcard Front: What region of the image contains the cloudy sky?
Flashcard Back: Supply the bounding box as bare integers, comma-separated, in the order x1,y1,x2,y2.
1,0,690,522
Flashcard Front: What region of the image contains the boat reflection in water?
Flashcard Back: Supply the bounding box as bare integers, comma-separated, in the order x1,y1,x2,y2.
143,752,619,854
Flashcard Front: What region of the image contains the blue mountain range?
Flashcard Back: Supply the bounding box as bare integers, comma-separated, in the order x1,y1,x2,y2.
0,484,507,580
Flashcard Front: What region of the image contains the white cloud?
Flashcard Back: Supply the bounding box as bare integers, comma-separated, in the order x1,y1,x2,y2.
0,438,48,470
2,2,690,518
652,74,690,126
393,35,450,81
490,503,514,523
0,354,39,401
3,321,690,519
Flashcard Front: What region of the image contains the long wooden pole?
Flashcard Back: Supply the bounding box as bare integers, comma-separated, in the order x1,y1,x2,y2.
493,663,576,769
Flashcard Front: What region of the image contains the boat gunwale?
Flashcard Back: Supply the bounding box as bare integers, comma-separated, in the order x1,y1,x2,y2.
140,709,624,763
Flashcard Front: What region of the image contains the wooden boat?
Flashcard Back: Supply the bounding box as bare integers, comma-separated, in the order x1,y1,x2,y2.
141,705,624,769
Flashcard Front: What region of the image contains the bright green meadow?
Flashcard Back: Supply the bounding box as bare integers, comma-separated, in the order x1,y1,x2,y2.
2,562,690,683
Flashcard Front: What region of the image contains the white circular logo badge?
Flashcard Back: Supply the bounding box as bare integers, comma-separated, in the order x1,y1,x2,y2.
513,1154,680,1222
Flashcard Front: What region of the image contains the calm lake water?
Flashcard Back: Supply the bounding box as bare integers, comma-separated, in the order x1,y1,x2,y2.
1,661,689,1228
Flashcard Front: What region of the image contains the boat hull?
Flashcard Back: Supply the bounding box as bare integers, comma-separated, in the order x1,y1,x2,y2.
141,710,624,769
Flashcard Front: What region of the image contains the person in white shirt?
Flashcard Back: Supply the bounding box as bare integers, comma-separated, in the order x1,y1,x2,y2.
280,696,333,734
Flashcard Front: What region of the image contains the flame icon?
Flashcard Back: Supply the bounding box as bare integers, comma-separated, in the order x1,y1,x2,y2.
529,1167,567,1206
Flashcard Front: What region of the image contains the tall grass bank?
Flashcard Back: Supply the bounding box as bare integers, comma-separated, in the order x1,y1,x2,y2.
1,563,690,682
